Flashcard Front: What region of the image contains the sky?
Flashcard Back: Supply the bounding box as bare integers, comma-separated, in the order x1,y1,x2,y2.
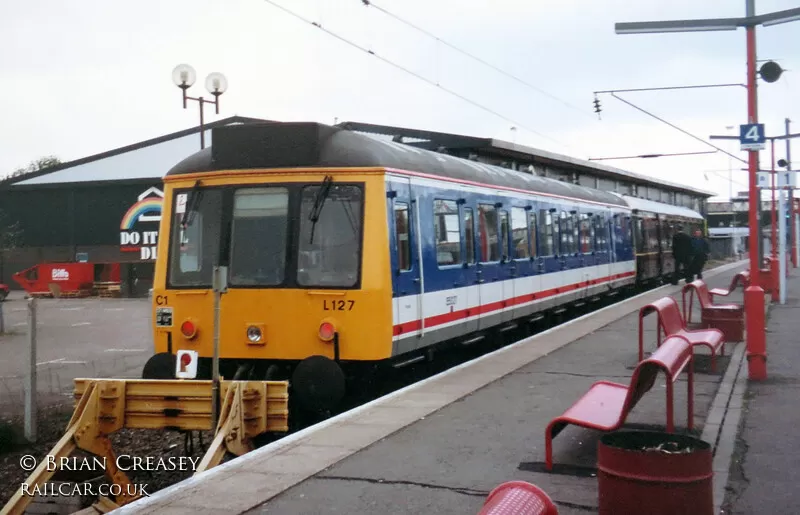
2,0,799,201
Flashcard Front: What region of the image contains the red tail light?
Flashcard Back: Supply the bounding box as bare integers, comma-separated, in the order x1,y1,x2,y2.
318,321,336,342
180,320,197,339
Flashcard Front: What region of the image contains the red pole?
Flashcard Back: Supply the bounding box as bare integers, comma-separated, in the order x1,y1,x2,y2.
744,20,767,381
771,139,777,257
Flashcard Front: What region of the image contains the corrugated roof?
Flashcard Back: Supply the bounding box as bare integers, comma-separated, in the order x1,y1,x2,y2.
2,116,272,188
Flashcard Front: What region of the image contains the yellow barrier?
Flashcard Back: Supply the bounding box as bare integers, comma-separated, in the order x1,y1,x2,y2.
1,378,289,515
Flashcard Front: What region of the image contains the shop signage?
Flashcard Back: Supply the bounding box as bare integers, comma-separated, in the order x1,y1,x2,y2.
120,187,163,260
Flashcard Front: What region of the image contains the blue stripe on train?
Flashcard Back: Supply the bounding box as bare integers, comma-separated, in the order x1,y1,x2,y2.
384,176,635,298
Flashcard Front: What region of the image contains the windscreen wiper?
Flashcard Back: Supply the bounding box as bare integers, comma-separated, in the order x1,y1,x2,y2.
308,175,333,244
180,180,203,229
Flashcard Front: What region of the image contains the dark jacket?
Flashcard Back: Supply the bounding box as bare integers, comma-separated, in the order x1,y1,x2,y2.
691,236,710,259
672,232,692,261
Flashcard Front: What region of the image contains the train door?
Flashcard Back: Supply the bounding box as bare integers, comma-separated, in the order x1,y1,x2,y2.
513,206,540,320
595,211,611,268
460,203,480,335
388,177,421,349
577,212,594,300
498,208,515,323
559,209,580,305
538,206,561,311
476,202,501,331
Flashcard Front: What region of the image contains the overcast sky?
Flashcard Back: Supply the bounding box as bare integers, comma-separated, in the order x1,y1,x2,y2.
3,0,799,200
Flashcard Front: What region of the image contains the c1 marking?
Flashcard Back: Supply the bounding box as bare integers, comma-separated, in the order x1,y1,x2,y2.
155,295,168,306
323,300,355,311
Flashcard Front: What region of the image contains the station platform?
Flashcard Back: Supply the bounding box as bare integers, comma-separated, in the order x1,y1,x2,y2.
115,259,768,515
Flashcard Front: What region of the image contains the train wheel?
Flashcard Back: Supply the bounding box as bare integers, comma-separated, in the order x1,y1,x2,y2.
291,355,346,414
142,352,176,379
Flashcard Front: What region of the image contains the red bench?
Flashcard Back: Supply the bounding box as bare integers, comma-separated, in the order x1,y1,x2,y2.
709,270,750,300
479,481,558,514
639,296,726,372
544,336,694,471
682,280,744,342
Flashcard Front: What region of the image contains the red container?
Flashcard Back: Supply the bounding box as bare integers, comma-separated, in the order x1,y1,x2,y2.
704,307,745,342
13,263,98,296
597,431,712,515
479,481,558,515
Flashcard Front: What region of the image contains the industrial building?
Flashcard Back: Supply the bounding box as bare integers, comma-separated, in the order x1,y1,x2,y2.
0,118,715,296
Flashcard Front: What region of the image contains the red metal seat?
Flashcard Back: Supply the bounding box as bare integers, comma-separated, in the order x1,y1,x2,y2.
639,296,726,372
709,270,750,300
545,336,694,470
479,481,558,515
682,280,744,342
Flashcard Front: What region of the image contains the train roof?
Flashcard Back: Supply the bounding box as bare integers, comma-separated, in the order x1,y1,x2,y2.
166,122,629,207
614,193,704,220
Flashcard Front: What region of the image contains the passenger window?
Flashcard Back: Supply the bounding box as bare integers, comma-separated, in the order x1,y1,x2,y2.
394,202,411,271
434,199,461,266
539,209,554,256
464,208,475,264
579,214,592,253
529,212,538,257
499,210,510,260
594,215,607,251
478,204,500,262
560,211,570,254
572,212,580,254
511,207,529,259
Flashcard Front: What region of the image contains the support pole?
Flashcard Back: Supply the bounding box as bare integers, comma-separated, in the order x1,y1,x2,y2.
744,1,767,381
211,266,227,428
25,297,37,442
779,187,787,304
771,139,777,257
795,205,800,272
787,118,796,267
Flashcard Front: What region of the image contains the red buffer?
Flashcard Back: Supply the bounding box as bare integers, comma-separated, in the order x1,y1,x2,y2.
479,481,558,515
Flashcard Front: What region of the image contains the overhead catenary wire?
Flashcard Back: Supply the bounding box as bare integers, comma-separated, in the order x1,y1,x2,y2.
609,92,748,165
361,0,595,120
261,0,577,153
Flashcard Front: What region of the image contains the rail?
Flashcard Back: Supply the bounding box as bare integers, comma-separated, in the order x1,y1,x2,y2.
0,378,289,515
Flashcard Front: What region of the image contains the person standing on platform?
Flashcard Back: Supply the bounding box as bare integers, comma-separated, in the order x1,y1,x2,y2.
671,225,692,284
690,229,710,280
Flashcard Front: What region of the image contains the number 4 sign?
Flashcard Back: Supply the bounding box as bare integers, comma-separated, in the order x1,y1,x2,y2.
740,123,766,151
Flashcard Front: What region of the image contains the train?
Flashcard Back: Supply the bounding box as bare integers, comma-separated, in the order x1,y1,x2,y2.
142,121,705,414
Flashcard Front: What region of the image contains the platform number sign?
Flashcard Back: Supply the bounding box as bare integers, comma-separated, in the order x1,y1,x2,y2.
756,172,770,188
740,123,766,151
779,170,796,188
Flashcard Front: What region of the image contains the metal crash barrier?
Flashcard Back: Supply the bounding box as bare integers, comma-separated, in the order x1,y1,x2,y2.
1,378,289,515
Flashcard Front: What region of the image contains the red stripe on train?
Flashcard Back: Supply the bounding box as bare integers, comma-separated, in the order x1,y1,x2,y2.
392,271,636,336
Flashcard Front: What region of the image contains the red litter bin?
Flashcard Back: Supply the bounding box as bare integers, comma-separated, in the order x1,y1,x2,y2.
597,430,713,515
479,481,558,515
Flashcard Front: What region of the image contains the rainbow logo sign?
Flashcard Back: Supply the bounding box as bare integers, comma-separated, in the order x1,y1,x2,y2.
120,188,164,230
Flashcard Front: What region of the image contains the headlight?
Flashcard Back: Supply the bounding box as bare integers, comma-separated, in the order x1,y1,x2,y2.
247,325,262,343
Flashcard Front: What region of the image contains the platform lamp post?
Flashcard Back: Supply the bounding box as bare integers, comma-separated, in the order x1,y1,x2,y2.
615,1,800,381
172,64,228,149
